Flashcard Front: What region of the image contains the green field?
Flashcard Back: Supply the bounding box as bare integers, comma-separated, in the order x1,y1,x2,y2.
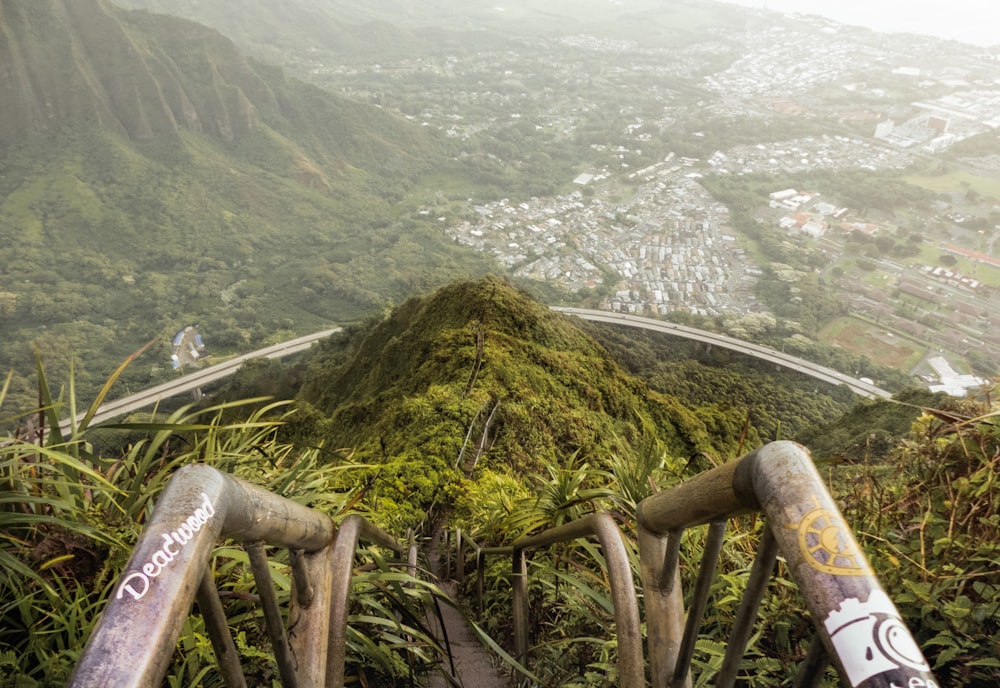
904,168,1000,203
819,316,927,371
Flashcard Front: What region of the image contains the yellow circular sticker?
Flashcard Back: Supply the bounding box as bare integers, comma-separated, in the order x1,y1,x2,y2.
796,505,871,576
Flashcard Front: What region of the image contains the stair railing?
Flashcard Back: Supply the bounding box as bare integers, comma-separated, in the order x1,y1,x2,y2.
441,518,644,684
447,441,939,687
67,463,406,688
638,440,937,688
438,527,511,618
510,512,645,686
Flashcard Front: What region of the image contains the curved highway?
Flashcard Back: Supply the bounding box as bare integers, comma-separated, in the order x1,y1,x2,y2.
59,328,340,433
63,305,892,434
550,307,892,399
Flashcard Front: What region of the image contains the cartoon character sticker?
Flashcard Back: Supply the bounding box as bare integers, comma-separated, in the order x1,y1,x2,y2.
823,590,933,687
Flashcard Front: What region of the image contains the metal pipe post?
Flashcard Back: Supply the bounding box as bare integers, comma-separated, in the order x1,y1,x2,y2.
638,526,686,688
511,513,644,686
67,464,335,688
288,542,337,688
196,568,247,688
733,442,937,688
325,514,403,688
247,542,298,688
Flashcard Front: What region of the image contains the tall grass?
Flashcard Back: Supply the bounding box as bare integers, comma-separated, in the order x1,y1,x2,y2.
0,358,466,686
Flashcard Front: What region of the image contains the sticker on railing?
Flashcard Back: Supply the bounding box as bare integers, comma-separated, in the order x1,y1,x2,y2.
823,590,934,687
115,493,216,601
794,500,871,576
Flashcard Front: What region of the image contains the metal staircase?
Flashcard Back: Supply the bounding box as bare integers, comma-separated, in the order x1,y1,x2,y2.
68,442,939,687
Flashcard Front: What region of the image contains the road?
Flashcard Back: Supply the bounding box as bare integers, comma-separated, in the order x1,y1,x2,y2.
550,307,892,399
59,328,341,433
62,305,892,435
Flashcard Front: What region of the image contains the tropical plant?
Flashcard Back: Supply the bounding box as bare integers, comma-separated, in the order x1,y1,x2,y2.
0,358,466,687
838,397,1000,686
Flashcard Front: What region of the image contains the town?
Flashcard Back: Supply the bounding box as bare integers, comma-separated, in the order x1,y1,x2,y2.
290,4,1000,391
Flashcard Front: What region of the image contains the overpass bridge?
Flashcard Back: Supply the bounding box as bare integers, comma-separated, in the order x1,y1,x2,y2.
551,307,893,399
57,307,889,438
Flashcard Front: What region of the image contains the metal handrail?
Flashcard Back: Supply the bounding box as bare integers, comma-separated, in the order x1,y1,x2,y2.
442,519,644,684
445,442,938,687
439,528,511,618
511,512,645,686
69,442,940,687
67,463,404,688
637,440,937,688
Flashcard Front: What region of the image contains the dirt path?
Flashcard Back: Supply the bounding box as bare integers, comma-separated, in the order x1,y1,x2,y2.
426,529,513,688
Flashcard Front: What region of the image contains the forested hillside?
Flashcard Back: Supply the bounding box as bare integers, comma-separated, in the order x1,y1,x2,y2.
283,276,744,527
284,277,996,685
4,275,996,686
0,0,504,413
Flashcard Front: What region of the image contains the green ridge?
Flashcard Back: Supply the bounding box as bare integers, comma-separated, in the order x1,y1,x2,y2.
292,276,723,527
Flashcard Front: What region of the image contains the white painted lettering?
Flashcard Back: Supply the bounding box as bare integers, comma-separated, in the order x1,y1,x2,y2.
114,493,217,601
202,492,216,518
151,551,170,570
117,572,150,601
161,533,179,557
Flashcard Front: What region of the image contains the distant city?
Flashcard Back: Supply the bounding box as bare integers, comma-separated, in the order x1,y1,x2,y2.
318,6,999,395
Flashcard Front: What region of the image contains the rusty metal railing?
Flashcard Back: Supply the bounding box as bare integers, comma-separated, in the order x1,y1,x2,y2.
438,527,510,618
71,442,939,687
67,463,408,688
442,516,643,685
512,513,645,686
447,441,937,687
637,440,937,688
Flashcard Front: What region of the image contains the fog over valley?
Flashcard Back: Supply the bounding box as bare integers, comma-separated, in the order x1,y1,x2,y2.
3,3,1000,687
2,0,999,405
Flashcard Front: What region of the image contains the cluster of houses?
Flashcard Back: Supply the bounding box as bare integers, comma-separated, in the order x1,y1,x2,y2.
448,158,751,316
769,189,850,239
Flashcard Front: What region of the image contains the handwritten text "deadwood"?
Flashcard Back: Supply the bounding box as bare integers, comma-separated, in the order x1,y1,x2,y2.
116,493,216,601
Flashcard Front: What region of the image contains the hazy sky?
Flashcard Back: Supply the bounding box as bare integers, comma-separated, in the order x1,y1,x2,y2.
716,0,998,47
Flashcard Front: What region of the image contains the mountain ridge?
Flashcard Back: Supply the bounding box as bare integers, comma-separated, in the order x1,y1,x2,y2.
0,0,493,414
289,276,731,514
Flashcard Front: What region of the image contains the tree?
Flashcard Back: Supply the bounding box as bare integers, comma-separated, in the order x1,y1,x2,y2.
874,235,895,255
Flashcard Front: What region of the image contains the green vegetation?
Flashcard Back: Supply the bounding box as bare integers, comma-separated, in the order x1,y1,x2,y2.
2,277,998,686
905,166,1000,204
279,277,1000,686
291,277,728,529
0,0,513,414
795,387,948,462
3,0,999,683
835,397,1000,686
0,366,457,686
577,320,857,443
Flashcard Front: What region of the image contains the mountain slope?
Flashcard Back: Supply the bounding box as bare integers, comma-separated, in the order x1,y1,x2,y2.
290,277,737,525
0,0,495,413
0,0,254,141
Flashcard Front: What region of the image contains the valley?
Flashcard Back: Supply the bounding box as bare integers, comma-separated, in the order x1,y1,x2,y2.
3,0,999,412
